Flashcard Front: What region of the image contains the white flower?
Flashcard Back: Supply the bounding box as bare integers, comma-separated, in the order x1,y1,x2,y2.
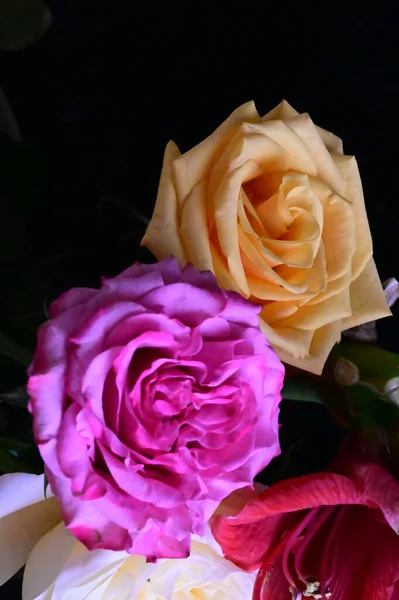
0,473,61,586
23,522,256,600
0,474,258,598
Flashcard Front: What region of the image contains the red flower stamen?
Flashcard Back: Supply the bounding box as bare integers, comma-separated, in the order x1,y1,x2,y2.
293,506,336,586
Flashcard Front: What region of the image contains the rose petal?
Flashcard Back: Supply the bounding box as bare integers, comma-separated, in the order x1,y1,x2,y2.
0,474,61,586
343,258,391,329
140,140,187,265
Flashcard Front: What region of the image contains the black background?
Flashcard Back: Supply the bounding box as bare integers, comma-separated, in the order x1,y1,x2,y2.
1,2,398,597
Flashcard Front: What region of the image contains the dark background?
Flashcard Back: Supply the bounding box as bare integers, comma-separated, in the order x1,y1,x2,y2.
1,3,398,597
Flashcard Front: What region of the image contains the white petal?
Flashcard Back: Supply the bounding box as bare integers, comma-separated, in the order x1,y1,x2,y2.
0,474,61,586
0,473,49,518
22,524,75,600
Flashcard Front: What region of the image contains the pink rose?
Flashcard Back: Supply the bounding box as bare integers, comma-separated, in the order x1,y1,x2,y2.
28,258,284,559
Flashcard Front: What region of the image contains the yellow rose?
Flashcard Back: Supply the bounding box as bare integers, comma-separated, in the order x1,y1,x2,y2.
142,100,390,374
22,523,256,599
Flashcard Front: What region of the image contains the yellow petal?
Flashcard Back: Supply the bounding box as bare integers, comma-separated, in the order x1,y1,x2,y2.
276,321,342,374
317,125,343,154
307,268,352,306
0,474,61,586
262,99,299,121
275,288,352,330
242,120,318,176
215,157,265,295
239,227,309,293
342,258,391,329
285,114,346,195
332,153,373,280
173,101,261,203
263,100,343,153
260,300,299,323
321,193,356,282
259,318,314,359
210,240,242,293
180,179,213,271
141,141,187,266
248,277,312,302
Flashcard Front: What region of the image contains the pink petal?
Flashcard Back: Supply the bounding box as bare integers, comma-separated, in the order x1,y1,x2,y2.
49,288,97,318
141,282,225,325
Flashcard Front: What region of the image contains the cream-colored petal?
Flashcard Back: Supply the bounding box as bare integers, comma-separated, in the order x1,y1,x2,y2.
0,474,61,587
0,473,49,519
239,229,309,294
215,158,265,295
262,99,299,121
307,268,352,306
179,179,213,271
342,258,391,329
332,153,373,280
321,193,356,282
316,125,343,154
141,141,187,266
259,318,314,359
275,288,352,330
173,101,261,203
260,300,299,323
285,114,346,195
241,120,318,176
263,100,343,153
276,321,342,375
23,524,76,600
210,240,242,294
209,128,290,212
248,277,312,302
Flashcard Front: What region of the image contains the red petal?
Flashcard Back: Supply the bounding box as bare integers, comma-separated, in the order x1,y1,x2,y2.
212,472,365,569
347,462,399,533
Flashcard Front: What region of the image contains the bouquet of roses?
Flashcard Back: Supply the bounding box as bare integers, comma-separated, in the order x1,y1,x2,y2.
1,99,399,599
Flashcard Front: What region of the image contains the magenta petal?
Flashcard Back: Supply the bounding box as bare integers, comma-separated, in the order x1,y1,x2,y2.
28,258,284,560
142,282,226,324
49,287,97,318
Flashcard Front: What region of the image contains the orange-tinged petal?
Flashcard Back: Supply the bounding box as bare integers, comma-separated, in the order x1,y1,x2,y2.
321,193,356,282
333,153,373,280
275,288,351,331
343,258,391,329
173,101,261,203
244,120,318,176
307,268,352,306
248,277,313,302
141,141,186,266
276,321,342,374
210,240,242,294
215,159,265,295
263,100,343,153
262,99,299,121
259,319,314,359
285,113,346,195
180,179,213,271
260,300,299,324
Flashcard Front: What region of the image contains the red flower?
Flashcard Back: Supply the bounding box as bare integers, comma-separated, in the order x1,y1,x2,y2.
212,457,399,599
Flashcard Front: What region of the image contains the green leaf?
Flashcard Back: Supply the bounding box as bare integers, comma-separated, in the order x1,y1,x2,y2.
282,377,325,404
335,342,399,391
0,0,52,51
347,383,399,433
